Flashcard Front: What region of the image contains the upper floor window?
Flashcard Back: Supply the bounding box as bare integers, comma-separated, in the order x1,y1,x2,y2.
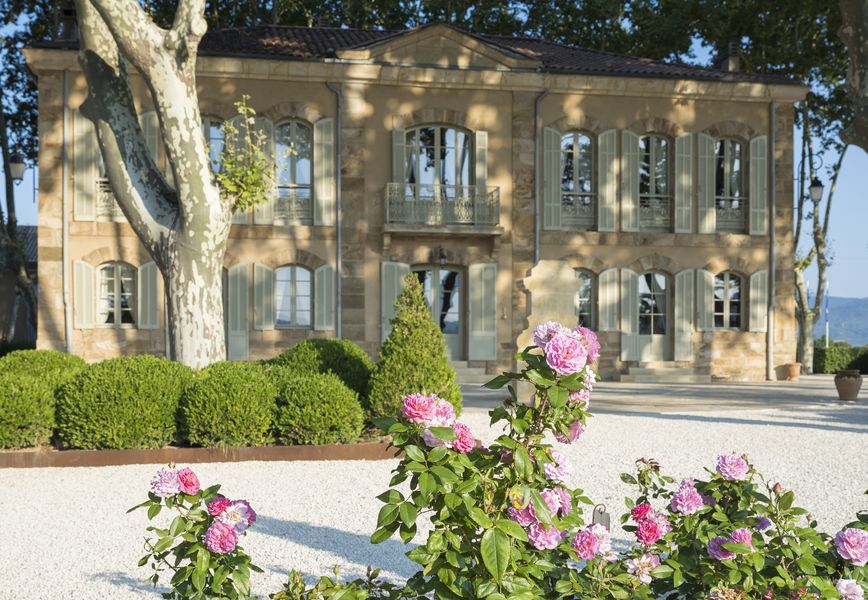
715,139,746,232
405,126,473,199
561,132,595,230
275,121,313,224
98,262,136,327
574,269,596,329
95,153,125,221
275,265,311,328
639,135,671,231
202,116,224,173
714,271,743,329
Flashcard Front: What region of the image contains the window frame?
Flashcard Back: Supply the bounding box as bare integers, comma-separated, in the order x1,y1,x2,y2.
97,261,137,329
202,115,225,174
574,269,597,330
274,119,314,225
274,264,313,329
713,137,748,233
560,131,597,231
638,133,672,202
404,124,475,200
713,271,744,330
638,271,669,336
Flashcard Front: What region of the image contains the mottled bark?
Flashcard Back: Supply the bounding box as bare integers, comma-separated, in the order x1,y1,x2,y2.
74,0,230,368
840,0,868,153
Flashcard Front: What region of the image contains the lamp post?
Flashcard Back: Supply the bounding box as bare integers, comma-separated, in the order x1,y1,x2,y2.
9,153,25,185
809,177,824,202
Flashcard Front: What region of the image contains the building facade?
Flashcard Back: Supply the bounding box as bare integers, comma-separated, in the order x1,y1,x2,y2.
24,24,805,381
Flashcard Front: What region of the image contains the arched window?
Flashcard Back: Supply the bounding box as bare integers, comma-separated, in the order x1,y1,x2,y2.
714,138,746,232
98,262,136,327
405,126,473,200
638,272,668,335
714,271,743,329
202,116,224,173
561,132,595,230
574,269,596,329
275,265,311,328
639,134,671,231
275,121,313,224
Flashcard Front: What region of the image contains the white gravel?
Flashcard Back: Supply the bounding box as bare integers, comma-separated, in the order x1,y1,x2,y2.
1,399,866,599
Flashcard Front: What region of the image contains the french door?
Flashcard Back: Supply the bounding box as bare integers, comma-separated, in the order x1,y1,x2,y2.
413,266,465,360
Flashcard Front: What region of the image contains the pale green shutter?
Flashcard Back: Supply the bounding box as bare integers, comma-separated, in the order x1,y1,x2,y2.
749,269,769,332
475,130,488,200
137,261,160,330
620,268,639,361
697,134,716,234
543,127,561,229
392,128,406,184
381,261,410,341
314,264,336,331
253,263,275,331
254,118,275,225
228,116,248,225
675,133,693,233
597,268,618,331
140,112,159,165
674,269,695,361
469,262,497,360
597,130,617,232
73,110,97,221
621,130,640,232
227,263,249,360
696,269,715,331
314,117,335,226
73,260,95,329
749,135,768,235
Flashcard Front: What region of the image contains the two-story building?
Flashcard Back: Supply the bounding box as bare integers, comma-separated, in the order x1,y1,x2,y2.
24,23,804,381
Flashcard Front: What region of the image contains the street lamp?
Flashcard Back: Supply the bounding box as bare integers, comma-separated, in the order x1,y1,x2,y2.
9,153,26,184
809,177,824,202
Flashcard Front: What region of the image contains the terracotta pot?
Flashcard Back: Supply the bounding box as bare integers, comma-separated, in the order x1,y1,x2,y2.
834,370,863,401
785,362,801,381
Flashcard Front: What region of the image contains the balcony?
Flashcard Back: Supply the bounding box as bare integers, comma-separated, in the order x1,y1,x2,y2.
274,191,313,226
639,195,672,232
561,194,595,230
96,178,125,221
715,199,746,233
384,183,501,235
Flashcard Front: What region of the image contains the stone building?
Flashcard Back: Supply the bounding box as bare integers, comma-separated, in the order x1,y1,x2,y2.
23,24,805,381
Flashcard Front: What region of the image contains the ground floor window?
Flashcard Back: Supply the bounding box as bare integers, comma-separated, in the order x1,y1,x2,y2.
275,265,311,328
574,269,595,329
98,262,136,327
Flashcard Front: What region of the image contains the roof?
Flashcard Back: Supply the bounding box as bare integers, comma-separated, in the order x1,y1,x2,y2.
32,24,800,86
16,225,37,265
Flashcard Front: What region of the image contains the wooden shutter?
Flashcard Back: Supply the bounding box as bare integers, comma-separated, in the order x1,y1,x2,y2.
137,261,160,330
749,269,769,332
228,115,249,225
468,262,497,360
73,260,94,329
696,268,715,331
253,262,275,331
598,268,618,331
314,264,336,331
254,117,275,225
697,133,716,233
381,261,410,341
621,130,640,232
543,127,561,229
749,135,768,235
620,268,639,361
675,133,693,233
314,117,335,226
674,269,695,361
226,263,249,360
475,130,488,201
73,110,97,221
392,128,406,184
597,129,617,232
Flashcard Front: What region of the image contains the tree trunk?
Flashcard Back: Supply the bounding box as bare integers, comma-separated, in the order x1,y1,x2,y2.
840,0,868,153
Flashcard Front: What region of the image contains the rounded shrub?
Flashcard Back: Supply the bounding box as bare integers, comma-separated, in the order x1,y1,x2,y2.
269,368,365,445
56,355,192,449
180,361,276,448
0,373,56,448
0,349,86,392
266,338,374,399
367,275,461,419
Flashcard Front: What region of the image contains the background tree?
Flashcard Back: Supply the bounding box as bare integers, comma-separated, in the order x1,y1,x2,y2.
839,0,868,154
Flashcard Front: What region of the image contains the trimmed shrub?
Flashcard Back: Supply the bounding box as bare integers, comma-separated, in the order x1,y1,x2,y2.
270,369,365,445
813,345,868,374
56,355,192,449
366,274,461,419
0,340,35,358
0,373,56,448
180,361,276,448
266,338,374,399
0,349,86,391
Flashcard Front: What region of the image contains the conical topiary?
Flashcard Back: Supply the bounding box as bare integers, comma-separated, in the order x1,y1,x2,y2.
366,274,462,419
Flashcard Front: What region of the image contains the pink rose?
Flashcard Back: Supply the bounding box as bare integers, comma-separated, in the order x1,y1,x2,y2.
431,398,456,426
647,509,672,536
670,479,704,515
177,468,200,495
571,527,600,560
217,500,256,533
533,321,564,348
553,487,572,516
626,553,661,584
708,535,736,561
528,522,563,550
589,523,612,555
204,521,238,554
207,497,231,516
568,389,591,410
573,326,601,364
835,528,868,567
451,422,475,454
730,528,753,549
402,393,436,424
150,467,180,498
836,579,865,600
631,503,653,522
716,454,749,481
544,331,589,376
636,519,663,546
555,420,585,444
507,504,536,527
543,450,571,483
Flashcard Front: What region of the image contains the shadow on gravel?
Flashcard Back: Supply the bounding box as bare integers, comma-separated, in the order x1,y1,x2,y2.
90,570,168,595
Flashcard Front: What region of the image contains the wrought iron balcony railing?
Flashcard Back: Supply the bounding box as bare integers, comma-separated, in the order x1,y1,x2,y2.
639,195,672,231
385,183,500,228
561,194,595,230
274,191,313,226
96,179,125,220
715,199,746,233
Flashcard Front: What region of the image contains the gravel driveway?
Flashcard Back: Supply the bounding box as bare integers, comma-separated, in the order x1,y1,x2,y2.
1,389,866,599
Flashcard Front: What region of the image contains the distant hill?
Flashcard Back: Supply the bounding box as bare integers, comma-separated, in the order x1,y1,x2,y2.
811,296,868,346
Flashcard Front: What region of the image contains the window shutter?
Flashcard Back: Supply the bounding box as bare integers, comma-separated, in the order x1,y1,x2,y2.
749,269,769,332
381,261,410,341
597,268,618,331
543,127,561,229
314,264,336,331
253,262,275,331
137,261,160,330
675,133,693,233
73,111,97,221
468,262,497,360
314,117,335,226
140,112,159,165
749,135,768,235
73,260,95,329
620,130,640,232
696,269,715,331
597,130,617,232
674,269,695,361
697,134,716,234
226,263,249,360
474,130,488,201
620,268,639,361
392,128,406,184
254,117,275,225
228,115,249,225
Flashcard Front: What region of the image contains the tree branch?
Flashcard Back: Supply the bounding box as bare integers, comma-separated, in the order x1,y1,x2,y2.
839,0,868,153
167,0,208,53
82,0,164,75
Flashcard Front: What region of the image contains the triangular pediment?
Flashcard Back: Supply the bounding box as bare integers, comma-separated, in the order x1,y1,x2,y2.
336,24,540,70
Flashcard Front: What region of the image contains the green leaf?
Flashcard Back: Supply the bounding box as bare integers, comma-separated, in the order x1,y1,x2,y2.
483,374,511,389
428,445,448,463
419,472,437,499
529,490,552,525
153,536,174,553
377,504,399,528
376,490,404,504
399,502,418,527
469,507,493,528
481,528,511,583
428,427,457,442
780,490,795,510
169,516,185,538
147,504,162,520
211,566,230,592
495,519,529,542
620,473,638,485
651,565,674,579
404,445,426,463
431,466,459,483
513,447,533,481
370,522,399,544
548,386,568,408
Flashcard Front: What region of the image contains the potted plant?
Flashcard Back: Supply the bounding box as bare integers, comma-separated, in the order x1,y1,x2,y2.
785,362,802,381
834,369,863,401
